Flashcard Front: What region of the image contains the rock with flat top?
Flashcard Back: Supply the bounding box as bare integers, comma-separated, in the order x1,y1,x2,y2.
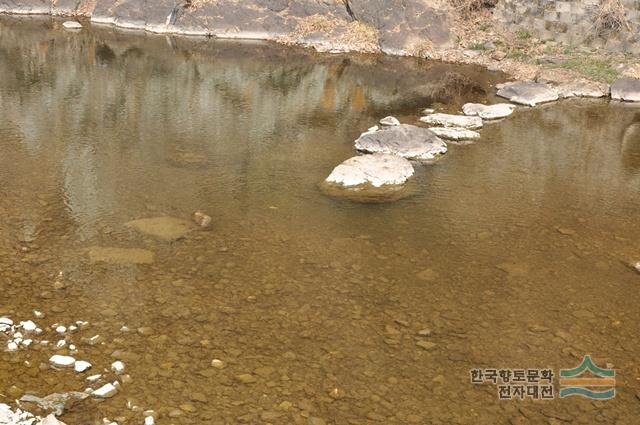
354,124,447,160
497,81,559,106
428,127,480,142
462,103,515,119
610,78,640,102
125,217,194,241
325,154,414,188
419,113,483,129
556,81,607,98
62,21,82,30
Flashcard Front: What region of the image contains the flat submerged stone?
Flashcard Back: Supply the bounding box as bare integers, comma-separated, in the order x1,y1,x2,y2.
610,77,640,102
125,216,194,241
428,127,480,142
88,247,154,264
354,124,447,161
497,81,559,106
419,113,483,129
462,103,515,119
325,154,414,188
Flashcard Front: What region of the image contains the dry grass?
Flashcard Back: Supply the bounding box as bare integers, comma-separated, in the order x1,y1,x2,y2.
594,0,631,36
450,0,498,18
294,14,339,38
339,21,379,53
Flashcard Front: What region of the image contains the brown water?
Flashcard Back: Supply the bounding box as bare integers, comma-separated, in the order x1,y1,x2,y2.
1,16,640,425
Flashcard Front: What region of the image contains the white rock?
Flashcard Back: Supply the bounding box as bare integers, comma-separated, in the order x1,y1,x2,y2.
74,360,92,373
93,383,118,398
20,320,37,332
55,326,66,334
379,116,400,126
634,262,640,273
50,355,76,368
62,21,83,29
211,359,225,369
419,113,483,129
367,125,379,132
6,341,18,351
144,416,155,425
325,154,414,188
111,361,125,374
422,108,435,114
428,127,481,142
56,340,67,349
34,311,45,319
462,103,516,119
0,317,13,330
69,344,77,351
86,374,102,382
21,339,32,347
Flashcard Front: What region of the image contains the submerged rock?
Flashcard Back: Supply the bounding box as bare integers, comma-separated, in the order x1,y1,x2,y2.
354,124,447,160
428,127,480,142
325,154,414,188
125,217,194,241
379,116,400,126
419,113,483,129
497,81,559,106
88,247,154,265
462,103,515,119
193,211,212,228
49,355,75,368
62,21,82,30
610,78,640,102
93,383,118,398
20,392,88,416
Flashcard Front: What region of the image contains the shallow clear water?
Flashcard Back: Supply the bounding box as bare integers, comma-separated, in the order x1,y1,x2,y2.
1,17,640,425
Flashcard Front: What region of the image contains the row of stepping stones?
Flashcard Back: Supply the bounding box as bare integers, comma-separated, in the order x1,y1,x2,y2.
323,77,640,198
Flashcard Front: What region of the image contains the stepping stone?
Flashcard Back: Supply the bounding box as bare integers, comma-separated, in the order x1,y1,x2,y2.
354,124,447,161
419,113,483,129
325,154,414,188
556,80,607,98
62,21,82,30
428,127,480,142
497,81,559,106
610,77,640,102
462,103,515,119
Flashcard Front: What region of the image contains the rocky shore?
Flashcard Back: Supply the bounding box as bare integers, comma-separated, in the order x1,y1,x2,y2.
2,0,640,90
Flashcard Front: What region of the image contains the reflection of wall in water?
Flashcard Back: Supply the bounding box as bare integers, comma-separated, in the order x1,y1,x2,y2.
495,0,640,53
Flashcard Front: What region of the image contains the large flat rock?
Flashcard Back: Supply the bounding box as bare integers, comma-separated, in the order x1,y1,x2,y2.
419,113,483,129
354,124,447,161
428,127,480,142
497,81,559,106
125,216,194,241
325,153,414,188
462,103,516,119
610,78,640,102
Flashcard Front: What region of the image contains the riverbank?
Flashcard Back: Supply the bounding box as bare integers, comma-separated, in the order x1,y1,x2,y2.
1,0,639,89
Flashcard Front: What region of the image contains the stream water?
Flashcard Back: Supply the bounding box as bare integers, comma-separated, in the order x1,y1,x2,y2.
1,16,639,425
